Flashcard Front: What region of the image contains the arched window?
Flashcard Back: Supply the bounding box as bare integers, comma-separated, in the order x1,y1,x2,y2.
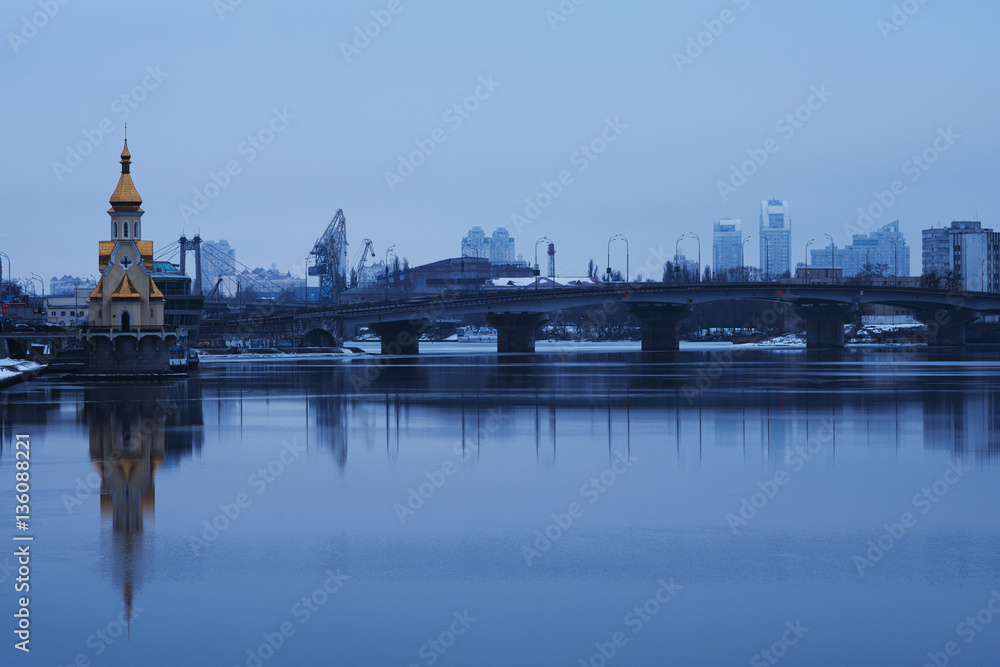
113,222,118,238
123,221,129,238
134,221,139,238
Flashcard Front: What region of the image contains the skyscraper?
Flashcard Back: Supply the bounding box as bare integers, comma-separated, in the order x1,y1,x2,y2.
713,219,742,277
810,221,911,277
921,221,1000,292
201,239,237,292
489,227,515,265
461,226,488,259
461,226,516,265
760,200,791,278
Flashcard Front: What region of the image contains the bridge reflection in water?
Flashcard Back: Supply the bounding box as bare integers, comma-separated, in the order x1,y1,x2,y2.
177,349,1000,470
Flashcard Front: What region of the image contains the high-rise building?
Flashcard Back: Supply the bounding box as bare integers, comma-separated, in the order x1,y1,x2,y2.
713,219,742,277
489,227,515,265
461,226,516,265
760,200,791,278
921,221,1000,292
201,239,237,293
922,228,951,277
461,226,488,259
811,220,911,277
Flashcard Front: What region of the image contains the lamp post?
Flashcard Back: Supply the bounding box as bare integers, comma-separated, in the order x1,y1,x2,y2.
535,237,552,289
687,232,701,282
824,233,836,284
888,240,898,287
674,234,685,283
0,252,10,303
30,273,44,298
741,235,752,282
763,240,770,282
805,239,815,283
461,242,477,293
607,234,628,283
384,245,396,301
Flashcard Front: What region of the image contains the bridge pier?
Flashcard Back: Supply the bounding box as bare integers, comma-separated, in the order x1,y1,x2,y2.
368,319,430,355
794,304,855,349
628,304,692,351
913,310,979,347
486,313,548,353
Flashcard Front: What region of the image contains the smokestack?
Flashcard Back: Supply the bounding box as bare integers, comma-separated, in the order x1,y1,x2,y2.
547,243,555,279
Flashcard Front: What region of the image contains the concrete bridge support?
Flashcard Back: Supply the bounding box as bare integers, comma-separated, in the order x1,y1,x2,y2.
913,310,979,347
368,319,429,355
628,304,692,351
487,313,548,353
794,304,855,349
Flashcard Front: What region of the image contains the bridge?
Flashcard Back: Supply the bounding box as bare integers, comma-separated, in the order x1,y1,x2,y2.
200,282,1000,354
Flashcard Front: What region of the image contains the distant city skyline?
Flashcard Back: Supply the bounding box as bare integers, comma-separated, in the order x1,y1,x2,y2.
4,3,998,282
760,200,792,278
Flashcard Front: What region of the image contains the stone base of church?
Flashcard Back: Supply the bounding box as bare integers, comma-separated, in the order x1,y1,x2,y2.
82,329,178,374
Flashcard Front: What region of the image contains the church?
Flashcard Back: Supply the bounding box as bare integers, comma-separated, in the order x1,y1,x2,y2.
82,139,177,373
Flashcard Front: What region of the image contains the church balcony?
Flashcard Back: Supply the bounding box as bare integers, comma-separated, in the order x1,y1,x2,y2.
80,325,177,340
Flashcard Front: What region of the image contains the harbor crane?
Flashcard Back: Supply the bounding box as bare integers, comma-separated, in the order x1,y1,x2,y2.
350,238,376,288
308,209,349,303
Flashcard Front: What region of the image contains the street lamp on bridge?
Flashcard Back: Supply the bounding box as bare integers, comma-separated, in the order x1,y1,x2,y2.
384,245,397,301
824,234,836,284
805,238,815,283
607,234,628,283
688,232,701,282
535,237,552,290
0,252,10,303
888,239,898,287
461,242,479,293
741,235,752,280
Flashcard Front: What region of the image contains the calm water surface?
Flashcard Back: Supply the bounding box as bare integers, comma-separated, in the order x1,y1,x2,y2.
2,343,999,666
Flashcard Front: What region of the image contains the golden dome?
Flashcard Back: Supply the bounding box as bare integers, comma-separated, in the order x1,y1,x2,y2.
109,140,143,213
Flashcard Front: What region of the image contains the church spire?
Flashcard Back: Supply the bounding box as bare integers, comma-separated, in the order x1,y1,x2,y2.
109,136,143,213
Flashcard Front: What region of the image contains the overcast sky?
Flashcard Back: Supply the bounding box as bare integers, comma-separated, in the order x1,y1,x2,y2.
3,0,997,284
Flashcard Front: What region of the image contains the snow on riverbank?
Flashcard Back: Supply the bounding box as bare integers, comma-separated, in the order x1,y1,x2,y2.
0,357,45,386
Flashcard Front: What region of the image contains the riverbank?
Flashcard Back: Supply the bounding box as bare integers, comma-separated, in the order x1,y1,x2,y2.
0,357,46,388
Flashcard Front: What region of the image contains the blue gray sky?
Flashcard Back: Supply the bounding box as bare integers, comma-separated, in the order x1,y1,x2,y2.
3,0,997,283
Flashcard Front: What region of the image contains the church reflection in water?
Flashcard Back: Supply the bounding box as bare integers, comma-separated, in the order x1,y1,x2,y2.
84,382,203,627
